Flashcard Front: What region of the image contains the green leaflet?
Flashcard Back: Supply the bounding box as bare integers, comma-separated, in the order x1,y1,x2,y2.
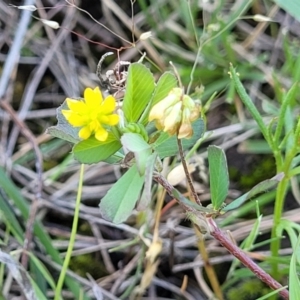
99,164,145,224
73,135,122,164
122,63,155,122
208,146,229,210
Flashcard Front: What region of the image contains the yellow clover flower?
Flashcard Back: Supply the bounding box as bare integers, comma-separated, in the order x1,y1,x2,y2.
62,87,119,141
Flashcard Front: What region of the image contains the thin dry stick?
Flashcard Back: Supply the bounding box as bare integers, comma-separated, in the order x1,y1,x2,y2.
0,100,43,269
195,229,224,300
177,136,201,205
6,2,76,157
169,61,201,206
89,222,116,274
0,0,34,98
153,188,166,242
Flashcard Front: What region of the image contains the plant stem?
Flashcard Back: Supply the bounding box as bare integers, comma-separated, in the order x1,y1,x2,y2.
270,145,295,279
154,172,289,299
177,138,201,205
54,164,85,300
271,116,300,279
207,217,289,300
270,175,289,279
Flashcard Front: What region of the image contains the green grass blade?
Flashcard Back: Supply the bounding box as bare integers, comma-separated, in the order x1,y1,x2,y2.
0,194,24,243
27,252,56,290
0,167,91,300
226,214,262,279
289,235,300,300
256,287,289,300
229,64,270,144
274,83,298,146
223,173,283,212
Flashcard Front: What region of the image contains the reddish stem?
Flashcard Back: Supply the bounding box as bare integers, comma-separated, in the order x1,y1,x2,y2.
160,198,177,217
207,217,289,299
154,173,289,299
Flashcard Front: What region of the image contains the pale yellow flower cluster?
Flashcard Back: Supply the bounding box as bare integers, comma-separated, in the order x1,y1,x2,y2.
149,88,200,139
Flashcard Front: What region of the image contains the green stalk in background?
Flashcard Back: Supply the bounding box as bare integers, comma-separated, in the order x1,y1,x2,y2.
54,164,85,300
230,65,300,281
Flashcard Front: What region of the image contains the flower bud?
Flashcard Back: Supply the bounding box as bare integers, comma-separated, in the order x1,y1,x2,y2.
140,31,152,41
182,95,195,109
122,123,149,141
253,14,272,22
177,108,193,139
9,4,37,11
149,88,182,121
148,88,201,139
163,102,182,135
189,100,201,122
40,19,60,29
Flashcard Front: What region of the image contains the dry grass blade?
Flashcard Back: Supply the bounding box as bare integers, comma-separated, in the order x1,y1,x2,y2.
0,250,37,300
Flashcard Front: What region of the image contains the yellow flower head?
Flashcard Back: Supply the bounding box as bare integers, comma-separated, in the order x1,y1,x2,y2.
62,87,119,141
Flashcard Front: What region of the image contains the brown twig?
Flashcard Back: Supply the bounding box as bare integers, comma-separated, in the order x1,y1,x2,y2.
176,138,201,205
154,172,195,213
0,100,43,269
